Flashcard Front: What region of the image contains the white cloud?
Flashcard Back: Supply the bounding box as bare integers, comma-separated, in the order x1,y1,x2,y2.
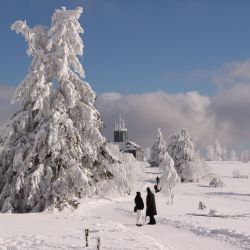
97,87,250,150
210,84,250,147
97,91,214,148
213,60,250,88
164,60,250,91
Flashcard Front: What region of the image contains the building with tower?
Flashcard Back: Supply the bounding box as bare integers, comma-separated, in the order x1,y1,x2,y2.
113,115,144,161
114,114,128,143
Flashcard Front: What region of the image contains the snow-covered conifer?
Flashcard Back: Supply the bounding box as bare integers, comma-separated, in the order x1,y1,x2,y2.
229,149,238,161
206,145,214,161
167,128,206,182
240,150,250,163
0,7,119,212
206,139,227,161
221,145,228,161
213,140,223,160
149,128,167,167
10,21,51,110
159,151,180,204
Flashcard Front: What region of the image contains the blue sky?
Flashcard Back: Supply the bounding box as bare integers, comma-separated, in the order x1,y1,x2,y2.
1,0,250,95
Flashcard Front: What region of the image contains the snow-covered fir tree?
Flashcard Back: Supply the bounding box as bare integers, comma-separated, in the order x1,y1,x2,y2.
240,150,250,163
206,144,214,161
149,128,168,167
158,151,180,204
0,7,144,213
221,145,228,161
206,139,227,161
167,128,206,182
229,149,238,161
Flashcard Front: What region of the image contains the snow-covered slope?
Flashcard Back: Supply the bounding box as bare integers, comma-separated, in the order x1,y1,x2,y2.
0,161,250,249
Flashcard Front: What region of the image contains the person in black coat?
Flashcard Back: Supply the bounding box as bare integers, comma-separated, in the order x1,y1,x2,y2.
146,187,157,224
134,192,144,226
156,176,160,185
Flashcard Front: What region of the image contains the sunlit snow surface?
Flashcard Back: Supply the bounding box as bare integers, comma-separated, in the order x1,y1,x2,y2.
1,161,250,249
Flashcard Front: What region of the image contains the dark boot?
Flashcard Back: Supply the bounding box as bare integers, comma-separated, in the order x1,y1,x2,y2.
148,215,156,224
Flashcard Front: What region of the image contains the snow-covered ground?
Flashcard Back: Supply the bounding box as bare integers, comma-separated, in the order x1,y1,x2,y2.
1,161,250,249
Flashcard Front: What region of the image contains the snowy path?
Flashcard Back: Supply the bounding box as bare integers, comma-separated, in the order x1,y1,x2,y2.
89,199,239,250
86,167,240,250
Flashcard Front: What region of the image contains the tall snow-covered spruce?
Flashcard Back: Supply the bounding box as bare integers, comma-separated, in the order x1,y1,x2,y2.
0,7,141,213
149,128,168,167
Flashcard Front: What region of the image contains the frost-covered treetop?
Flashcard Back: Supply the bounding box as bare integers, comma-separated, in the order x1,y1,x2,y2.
11,21,50,109
170,128,196,143
11,21,48,57
10,7,86,110
168,128,196,160
150,128,168,167
154,128,167,150
48,6,85,79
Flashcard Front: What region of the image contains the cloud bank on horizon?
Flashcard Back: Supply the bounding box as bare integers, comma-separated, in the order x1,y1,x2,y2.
96,84,250,150
1,60,250,151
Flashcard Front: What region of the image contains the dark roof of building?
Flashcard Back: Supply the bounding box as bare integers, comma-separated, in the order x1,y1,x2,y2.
119,141,143,151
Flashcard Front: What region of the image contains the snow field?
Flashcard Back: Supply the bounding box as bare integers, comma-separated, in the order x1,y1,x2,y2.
0,161,250,249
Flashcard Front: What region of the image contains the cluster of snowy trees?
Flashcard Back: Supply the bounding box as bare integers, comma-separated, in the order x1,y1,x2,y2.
149,129,180,203
149,128,207,202
206,140,228,161
0,7,144,213
150,128,206,182
206,140,250,162
238,151,250,163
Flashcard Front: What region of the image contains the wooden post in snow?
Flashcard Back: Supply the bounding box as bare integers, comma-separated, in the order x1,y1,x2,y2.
97,236,102,250
85,229,89,247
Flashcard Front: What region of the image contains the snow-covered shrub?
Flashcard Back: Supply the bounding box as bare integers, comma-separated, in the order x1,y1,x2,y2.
0,7,121,212
167,128,206,182
208,209,217,216
149,128,168,167
209,177,225,188
100,144,145,196
232,170,248,179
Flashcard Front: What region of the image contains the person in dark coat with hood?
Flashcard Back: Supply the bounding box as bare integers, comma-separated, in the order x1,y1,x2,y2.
146,187,157,224
134,192,144,226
